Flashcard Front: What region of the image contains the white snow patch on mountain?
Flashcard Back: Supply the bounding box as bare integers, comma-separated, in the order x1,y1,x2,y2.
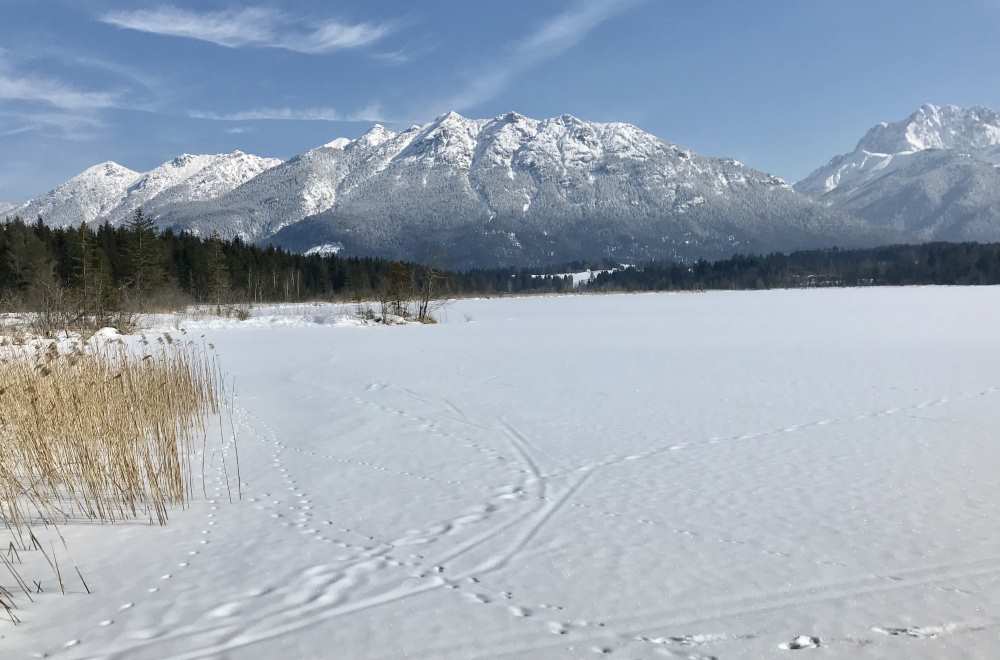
323,138,352,150
530,265,633,287
303,243,343,256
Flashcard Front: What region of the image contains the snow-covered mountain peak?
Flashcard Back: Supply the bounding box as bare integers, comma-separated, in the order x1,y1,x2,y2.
497,111,528,122
797,103,1000,197
795,103,1000,243
568,112,593,125
398,112,485,168
166,151,282,204
421,111,484,135
170,154,199,167
437,110,466,122
15,161,140,225
856,103,1000,155
355,124,396,149
87,161,139,179
16,150,279,228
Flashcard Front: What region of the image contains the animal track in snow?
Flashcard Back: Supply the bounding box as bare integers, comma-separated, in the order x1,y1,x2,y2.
569,385,999,482
872,623,964,639
547,621,570,635
464,592,491,604
638,633,731,648
208,601,244,618
780,635,822,650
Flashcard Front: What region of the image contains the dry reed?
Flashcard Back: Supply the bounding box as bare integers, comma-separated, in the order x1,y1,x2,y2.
0,333,226,620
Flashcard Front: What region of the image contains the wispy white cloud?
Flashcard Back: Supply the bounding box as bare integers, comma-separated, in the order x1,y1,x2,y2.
0,110,106,141
101,6,393,55
191,102,391,123
0,65,119,110
435,0,643,114
191,107,343,121
0,123,37,138
372,49,413,65
0,56,116,140
71,55,162,103
0,44,163,112
347,102,391,123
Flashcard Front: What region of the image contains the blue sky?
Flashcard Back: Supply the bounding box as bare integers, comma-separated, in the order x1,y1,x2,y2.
2,0,999,200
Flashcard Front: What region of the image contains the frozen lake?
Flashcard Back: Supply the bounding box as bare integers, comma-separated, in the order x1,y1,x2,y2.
7,287,1000,659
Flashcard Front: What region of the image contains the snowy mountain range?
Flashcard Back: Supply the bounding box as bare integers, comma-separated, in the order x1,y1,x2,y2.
7,112,866,267
10,151,281,229
14,106,1000,268
165,112,871,267
795,104,1000,241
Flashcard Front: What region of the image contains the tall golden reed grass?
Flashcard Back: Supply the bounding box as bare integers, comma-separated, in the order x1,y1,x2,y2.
0,332,227,622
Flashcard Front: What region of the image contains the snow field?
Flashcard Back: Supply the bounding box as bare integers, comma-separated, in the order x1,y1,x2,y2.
5,287,1000,659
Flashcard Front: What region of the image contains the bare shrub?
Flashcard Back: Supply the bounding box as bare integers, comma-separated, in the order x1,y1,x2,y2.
363,264,448,324
210,303,253,321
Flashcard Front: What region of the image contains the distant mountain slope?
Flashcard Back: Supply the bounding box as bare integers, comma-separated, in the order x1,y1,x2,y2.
796,104,1000,241
106,151,282,226
16,162,141,226
155,143,349,240
13,152,281,229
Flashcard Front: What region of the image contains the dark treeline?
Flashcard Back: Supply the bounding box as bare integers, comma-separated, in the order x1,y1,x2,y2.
588,243,1000,291
6,208,1000,327
0,213,575,320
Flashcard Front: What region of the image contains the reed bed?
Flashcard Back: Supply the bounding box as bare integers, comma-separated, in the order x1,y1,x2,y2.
0,333,228,621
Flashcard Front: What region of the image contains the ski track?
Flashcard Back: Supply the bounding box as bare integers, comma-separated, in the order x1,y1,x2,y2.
37,381,999,660
45,402,596,660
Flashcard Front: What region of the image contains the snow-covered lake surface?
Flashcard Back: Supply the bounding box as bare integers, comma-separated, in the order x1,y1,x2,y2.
6,288,1000,659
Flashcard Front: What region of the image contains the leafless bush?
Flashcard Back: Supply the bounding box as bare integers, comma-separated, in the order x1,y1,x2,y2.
10,283,141,337
362,264,448,324
210,303,253,321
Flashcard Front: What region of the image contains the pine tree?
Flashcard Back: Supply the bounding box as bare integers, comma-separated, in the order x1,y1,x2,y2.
125,207,161,296
206,232,230,306
69,222,94,314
